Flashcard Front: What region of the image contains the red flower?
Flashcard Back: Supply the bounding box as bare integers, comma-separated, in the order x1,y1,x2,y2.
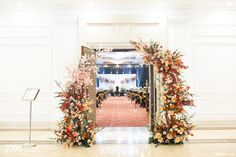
60,102,69,111
66,128,73,138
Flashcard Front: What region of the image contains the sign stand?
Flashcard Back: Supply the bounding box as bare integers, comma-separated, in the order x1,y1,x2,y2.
22,88,40,148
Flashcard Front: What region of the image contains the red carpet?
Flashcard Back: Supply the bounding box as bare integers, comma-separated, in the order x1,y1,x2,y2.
96,96,149,127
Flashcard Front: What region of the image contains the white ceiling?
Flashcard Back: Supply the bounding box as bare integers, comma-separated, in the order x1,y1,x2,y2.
96,51,142,65
0,0,236,10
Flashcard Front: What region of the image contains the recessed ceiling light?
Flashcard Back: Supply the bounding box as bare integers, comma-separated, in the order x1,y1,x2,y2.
226,1,233,6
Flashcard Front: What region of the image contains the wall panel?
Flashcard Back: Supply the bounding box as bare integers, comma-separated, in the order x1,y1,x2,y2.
168,12,236,124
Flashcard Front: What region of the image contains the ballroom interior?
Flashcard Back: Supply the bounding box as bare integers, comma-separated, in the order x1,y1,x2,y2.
1,0,236,157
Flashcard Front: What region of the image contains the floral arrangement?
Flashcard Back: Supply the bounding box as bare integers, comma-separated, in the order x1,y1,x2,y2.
98,76,115,84
130,40,194,144
55,54,96,147
120,76,136,84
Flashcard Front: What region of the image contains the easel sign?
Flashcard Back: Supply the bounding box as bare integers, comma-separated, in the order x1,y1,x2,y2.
22,88,40,147
22,88,40,101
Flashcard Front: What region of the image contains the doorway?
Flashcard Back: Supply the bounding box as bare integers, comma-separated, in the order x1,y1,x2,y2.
81,44,159,144
95,49,150,127
79,15,160,143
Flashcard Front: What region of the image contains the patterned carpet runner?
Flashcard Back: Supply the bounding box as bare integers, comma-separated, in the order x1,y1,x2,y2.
96,96,149,127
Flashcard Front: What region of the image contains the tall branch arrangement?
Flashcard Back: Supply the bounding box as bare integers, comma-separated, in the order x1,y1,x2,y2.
55,54,96,147
130,40,194,144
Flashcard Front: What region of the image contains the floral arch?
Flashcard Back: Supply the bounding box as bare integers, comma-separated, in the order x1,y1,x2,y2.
130,40,194,144
55,40,194,147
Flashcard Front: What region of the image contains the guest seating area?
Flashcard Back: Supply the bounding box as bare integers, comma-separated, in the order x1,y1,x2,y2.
108,89,125,97
96,90,108,108
127,89,149,112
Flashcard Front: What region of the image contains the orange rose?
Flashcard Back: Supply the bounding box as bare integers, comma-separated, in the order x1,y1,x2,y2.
174,137,181,143
82,132,87,139
167,133,173,139
172,95,177,103
161,95,166,101
170,104,175,109
158,137,164,143
155,133,162,139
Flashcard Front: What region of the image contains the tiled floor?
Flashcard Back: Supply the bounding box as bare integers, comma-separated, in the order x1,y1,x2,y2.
96,127,151,144
0,143,236,157
1,127,236,157
1,127,236,144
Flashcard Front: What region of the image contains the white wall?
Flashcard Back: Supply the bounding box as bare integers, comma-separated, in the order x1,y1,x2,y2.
168,10,236,125
77,12,168,49
0,9,236,129
0,11,78,128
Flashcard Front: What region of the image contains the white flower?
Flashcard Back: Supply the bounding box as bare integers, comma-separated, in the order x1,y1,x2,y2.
166,76,173,83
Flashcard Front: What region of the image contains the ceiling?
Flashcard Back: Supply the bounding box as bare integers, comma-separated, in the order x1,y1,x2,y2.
96,51,142,65
0,0,236,10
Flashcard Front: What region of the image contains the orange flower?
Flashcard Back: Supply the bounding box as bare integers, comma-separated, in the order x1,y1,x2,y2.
155,133,162,139
68,125,72,130
158,137,164,143
161,95,166,101
160,106,164,111
64,117,68,122
170,104,175,109
161,95,166,100
90,130,94,137
172,131,177,137
167,133,173,139
174,137,181,143
180,128,185,134
172,95,177,103
175,59,181,65
82,132,87,139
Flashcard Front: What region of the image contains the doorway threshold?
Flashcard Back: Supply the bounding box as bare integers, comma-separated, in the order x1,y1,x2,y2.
95,127,151,144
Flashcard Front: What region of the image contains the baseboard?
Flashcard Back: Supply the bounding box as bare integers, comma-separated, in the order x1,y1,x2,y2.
1,120,236,130
193,120,236,129
0,121,57,131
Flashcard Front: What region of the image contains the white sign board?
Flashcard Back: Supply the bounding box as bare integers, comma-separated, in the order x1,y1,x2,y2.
22,88,40,101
